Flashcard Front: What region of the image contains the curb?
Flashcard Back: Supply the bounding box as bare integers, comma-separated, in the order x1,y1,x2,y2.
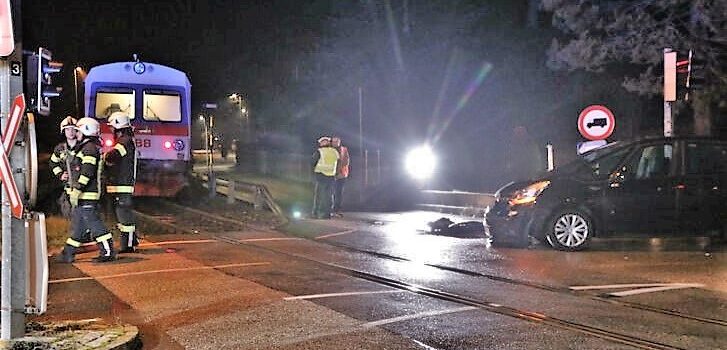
0,320,140,350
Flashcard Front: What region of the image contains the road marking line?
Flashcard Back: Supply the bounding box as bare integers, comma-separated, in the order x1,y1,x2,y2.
284,290,403,300
315,229,356,240
607,284,705,297
411,339,442,350
569,283,703,291
138,239,218,247
570,282,705,297
361,306,477,328
49,262,270,284
239,237,302,242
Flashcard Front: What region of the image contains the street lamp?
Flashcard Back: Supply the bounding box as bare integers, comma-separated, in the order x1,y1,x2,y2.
228,92,249,137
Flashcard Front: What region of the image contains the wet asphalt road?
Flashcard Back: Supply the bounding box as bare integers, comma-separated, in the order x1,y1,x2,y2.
40,210,726,349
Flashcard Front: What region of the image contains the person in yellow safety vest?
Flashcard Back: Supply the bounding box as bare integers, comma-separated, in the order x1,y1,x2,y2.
331,136,350,217
311,136,339,219
59,117,116,263
50,116,79,218
104,112,139,253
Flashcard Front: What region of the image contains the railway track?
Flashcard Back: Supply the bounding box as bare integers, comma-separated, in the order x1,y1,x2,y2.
134,199,722,350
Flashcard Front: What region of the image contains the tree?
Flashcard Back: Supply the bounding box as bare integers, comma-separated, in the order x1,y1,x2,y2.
543,0,727,135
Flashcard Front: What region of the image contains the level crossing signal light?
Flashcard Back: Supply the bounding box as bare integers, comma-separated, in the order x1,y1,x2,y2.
665,49,707,102
24,47,63,116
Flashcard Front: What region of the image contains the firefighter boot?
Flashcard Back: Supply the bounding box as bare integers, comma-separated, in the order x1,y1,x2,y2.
56,245,76,263
118,232,137,254
93,236,116,263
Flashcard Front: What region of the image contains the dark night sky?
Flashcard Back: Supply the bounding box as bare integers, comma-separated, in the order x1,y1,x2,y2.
21,0,662,191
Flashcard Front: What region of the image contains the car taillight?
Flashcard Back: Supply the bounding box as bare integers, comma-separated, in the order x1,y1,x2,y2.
104,139,113,147
163,141,172,149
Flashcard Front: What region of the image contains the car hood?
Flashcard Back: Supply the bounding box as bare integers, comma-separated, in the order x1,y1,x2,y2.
495,159,593,200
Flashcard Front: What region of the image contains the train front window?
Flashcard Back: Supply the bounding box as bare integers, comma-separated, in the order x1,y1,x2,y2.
143,91,181,122
95,90,135,119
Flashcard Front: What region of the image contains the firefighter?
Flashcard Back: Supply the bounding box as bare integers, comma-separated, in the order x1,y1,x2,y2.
59,117,115,263
49,116,79,218
104,112,138,253
311,136,339,219
331,136,350,217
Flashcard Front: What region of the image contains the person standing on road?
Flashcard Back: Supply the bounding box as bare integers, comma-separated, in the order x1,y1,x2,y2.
59,117,116,263
311,136,339,219
50,116,79,218
331,136,350,217
104,112,139,254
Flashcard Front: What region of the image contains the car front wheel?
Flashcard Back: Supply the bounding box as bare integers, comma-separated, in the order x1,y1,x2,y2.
545,210,592,251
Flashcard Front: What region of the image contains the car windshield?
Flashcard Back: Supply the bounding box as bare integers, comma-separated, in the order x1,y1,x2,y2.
581,141,623,162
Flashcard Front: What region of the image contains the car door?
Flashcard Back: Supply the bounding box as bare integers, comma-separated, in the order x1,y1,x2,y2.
606,141,678,234
678,140,727,234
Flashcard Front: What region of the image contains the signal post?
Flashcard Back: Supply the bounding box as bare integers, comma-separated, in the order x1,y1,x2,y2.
1,0,26,339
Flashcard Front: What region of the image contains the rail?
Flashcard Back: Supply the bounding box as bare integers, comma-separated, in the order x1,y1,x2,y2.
194,172,286,220
418,189,496,217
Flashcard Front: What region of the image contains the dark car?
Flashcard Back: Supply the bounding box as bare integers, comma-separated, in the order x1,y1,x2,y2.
486,137,727,250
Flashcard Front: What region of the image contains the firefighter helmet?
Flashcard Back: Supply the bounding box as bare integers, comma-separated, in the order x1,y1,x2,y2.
76,117,100,137
59,116,78,133
108,111,132,129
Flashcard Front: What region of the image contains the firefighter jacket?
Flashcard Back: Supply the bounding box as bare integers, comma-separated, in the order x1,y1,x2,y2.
313,146,339,177
49,141,77,181
335,145,350,179
70,137,103,201
104,132,136,194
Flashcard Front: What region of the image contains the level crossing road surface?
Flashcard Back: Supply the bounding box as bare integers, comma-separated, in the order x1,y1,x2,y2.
38,210,726,349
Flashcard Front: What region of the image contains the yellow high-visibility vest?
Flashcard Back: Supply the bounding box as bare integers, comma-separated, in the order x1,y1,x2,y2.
314,147,339,176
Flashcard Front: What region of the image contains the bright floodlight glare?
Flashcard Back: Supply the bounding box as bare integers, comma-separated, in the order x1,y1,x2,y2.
405,145,436,180
292,210,302,219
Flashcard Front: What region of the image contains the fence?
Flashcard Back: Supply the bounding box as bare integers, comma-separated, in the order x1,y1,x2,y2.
195,172,285,219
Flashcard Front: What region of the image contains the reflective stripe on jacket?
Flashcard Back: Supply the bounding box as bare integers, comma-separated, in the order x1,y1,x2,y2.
314,147,339,177
104,132,136,193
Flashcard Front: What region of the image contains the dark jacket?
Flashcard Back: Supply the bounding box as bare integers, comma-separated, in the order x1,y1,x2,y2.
49,141,77,181
104,131,136,193
70,137,103,201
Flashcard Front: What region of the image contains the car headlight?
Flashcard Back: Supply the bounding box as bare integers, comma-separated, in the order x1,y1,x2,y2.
508,180,550,206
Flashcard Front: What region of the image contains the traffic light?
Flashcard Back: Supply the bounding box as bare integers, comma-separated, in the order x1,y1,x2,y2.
24,47,63,116
675,51,690,100
687,51,706,91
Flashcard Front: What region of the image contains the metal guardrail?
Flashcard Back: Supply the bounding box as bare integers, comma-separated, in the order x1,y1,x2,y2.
418,189,496,217
194,172,286,220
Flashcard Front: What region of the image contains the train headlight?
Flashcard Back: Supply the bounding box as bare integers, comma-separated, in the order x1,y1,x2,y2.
163,141,172,149
133,62,146,74
173,139,185,151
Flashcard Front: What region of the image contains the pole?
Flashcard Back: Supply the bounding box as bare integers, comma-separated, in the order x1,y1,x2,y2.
663,48,675,137
546,143,554,171
358,87,363,202
664,101,673,137
73,69,79,117
2,0,26,339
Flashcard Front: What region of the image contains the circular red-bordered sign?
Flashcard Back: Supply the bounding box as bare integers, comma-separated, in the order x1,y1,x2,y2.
578,105,615,141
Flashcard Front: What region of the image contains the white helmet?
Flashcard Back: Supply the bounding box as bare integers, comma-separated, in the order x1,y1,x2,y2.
108,111,131,129
76,117,100,137
59,116,77,133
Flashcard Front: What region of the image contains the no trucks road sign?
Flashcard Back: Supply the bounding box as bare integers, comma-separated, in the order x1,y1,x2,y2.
578,105,615,141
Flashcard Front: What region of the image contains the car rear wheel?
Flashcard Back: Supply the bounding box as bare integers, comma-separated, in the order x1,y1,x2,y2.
546,210,592,251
